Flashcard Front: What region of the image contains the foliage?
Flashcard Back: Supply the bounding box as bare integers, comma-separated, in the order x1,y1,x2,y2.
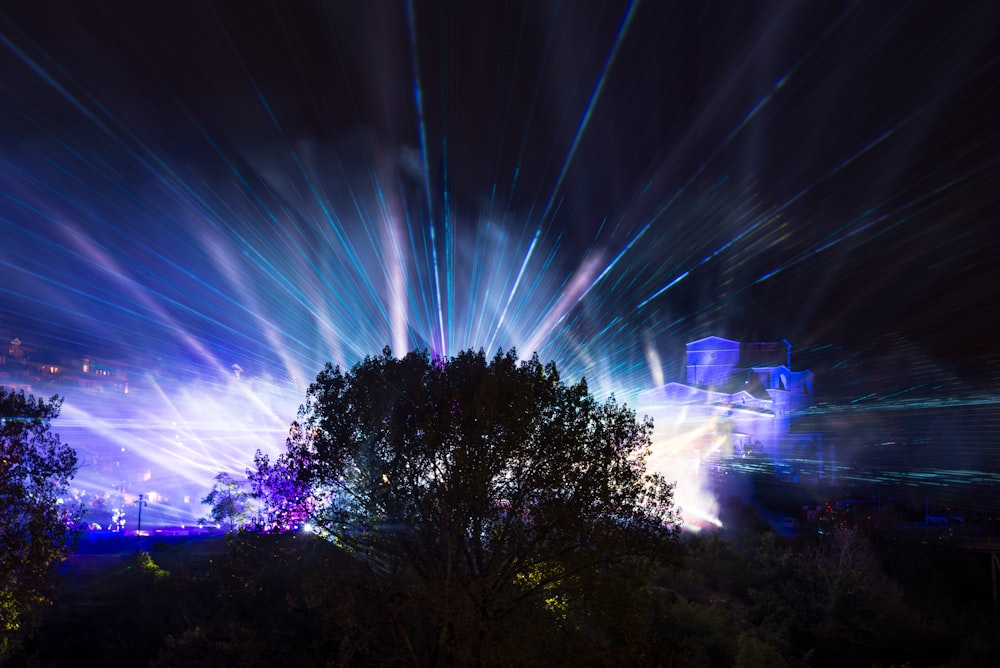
7,526,1000,666
734,630,788,668
0,387,79,659
201,472,250,532
127,549,169,579
245,448,312,532
276,347,683,664
793,526,910,664
657,503,981,668
798,526,893,620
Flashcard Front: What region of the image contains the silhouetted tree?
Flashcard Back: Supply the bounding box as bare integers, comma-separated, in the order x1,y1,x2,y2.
0,388,80,659
246,448,312,532
201,472,249,532
278,347,683,665
794,526,908,664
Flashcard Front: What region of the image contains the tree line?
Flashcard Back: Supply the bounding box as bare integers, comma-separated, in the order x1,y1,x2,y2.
4,348,1000,666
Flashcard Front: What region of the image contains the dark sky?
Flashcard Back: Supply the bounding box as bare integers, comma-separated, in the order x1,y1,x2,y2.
1,1,998,394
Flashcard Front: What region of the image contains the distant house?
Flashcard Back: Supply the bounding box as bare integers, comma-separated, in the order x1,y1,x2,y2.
0,334,131,396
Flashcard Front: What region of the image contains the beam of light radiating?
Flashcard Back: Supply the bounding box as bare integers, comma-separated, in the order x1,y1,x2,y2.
0,3,994,530
536,0,641,232
488,227,542,354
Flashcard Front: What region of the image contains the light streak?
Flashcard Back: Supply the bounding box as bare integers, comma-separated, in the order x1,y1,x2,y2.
0,3,993,529
536,0,641,231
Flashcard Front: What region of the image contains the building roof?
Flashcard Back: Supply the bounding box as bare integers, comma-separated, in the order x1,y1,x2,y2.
686,336,740,350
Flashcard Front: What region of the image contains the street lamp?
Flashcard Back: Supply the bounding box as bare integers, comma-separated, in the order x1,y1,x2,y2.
136,494,148,536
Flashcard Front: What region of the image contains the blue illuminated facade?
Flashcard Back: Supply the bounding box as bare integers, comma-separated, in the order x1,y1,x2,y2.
643,336,830,481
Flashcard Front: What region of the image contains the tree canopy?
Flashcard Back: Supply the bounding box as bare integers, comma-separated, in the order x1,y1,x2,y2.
0,388,79,659
268,347,682,664
201,472,250,532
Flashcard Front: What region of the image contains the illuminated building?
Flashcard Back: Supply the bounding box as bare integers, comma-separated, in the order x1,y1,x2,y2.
642,336,830,482
0,332,130,396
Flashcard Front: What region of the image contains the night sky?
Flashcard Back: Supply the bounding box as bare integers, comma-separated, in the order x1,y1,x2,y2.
2,1,998,395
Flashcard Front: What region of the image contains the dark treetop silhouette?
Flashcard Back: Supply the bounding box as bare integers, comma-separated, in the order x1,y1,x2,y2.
265,347,683,664
0,388,79,659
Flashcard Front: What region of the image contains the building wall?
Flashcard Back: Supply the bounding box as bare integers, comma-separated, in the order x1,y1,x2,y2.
643,337,820,479
685,336,741,386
